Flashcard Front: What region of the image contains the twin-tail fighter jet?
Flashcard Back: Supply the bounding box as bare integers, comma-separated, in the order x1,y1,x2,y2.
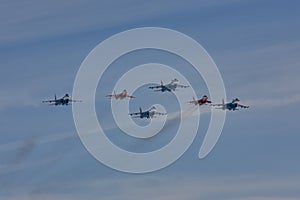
42,94,82,106
149,78,189,92
129,106,167,119
106,90,135,100
213,98,249,111
188,95,212,106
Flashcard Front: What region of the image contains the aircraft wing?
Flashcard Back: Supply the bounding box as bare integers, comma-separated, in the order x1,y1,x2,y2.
126,95,136,98
200,101,213,106
154,111,167,116
238,104,249,109
45,103,57,106
106,94,116,98
129,112,141,116
176,84,189,88
149,85,162,89
42,100,55,103
153,88,172,92
131,115,142,118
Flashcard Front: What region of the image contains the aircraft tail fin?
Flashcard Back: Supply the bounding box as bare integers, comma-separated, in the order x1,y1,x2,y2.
161,80,163,86
222,99,225,105
55,94,57,101
139,107,142,114
193,97,196,105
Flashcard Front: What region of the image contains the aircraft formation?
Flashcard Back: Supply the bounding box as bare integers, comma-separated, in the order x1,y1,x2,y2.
42,78,249,117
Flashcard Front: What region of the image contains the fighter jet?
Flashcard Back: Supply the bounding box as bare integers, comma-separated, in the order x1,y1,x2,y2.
129,106,167,119
213,98,249,111
188,95,212,106
149,78,189,92
42,94,82,106
106,89,135,100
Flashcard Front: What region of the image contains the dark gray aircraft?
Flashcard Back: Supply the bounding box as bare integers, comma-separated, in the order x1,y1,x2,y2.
42,94,82,106
129,106,167,119
213,98,249,111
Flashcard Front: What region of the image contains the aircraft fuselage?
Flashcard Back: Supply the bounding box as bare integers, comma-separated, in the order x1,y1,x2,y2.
225,103,238,110
55,98,70,106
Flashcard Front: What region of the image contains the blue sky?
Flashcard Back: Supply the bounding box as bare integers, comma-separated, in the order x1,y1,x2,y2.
1,0,300,199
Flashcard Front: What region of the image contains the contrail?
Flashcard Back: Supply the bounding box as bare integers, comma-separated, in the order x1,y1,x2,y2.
0,132,74,189
244,94,300,107
166,105,212,121
125,106,202,151
0,132,74,153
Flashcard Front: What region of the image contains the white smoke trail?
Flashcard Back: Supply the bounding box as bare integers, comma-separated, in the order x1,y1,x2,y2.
244,94,300,107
